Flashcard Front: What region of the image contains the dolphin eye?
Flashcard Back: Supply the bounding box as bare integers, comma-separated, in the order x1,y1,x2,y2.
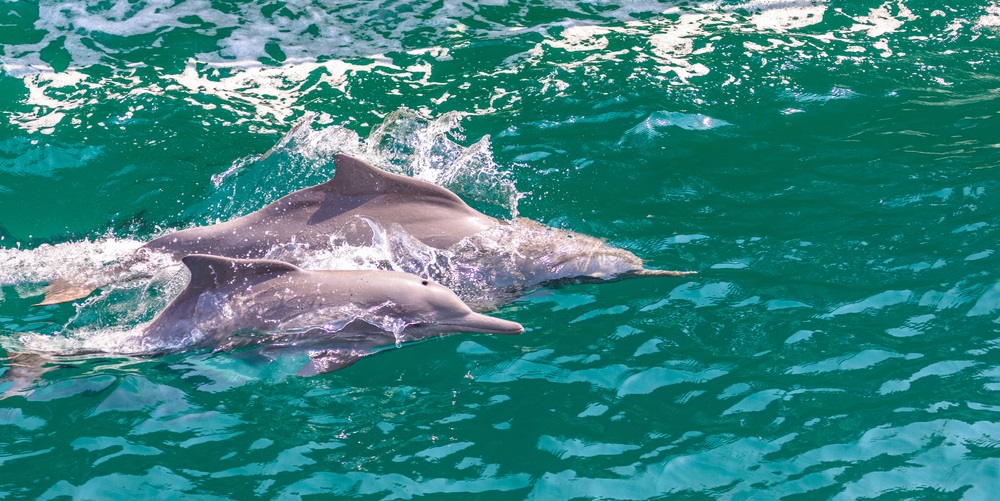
421,280,429,286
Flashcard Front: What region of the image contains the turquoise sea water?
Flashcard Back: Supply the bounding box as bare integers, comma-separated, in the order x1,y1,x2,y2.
3,0,1000,498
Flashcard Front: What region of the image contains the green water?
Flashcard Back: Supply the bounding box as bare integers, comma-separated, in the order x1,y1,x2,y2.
3,0,1000,498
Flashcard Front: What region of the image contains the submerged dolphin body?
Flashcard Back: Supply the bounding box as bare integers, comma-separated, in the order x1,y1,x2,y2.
38,154,692,306
15,255,523,383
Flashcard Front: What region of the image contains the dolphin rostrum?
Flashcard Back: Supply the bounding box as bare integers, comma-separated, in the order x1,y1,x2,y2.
37,154,692,306
13,254,524,383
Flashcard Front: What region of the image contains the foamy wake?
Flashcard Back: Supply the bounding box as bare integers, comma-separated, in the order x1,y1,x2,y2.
0,238,144,296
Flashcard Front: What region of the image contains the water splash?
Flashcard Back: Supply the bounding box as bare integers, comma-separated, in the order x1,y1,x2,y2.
202,108,521,221
364,108,522,218
0,238,144,300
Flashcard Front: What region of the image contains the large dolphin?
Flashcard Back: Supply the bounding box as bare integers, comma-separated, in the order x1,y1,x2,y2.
12,254,523,385
37,154,692,306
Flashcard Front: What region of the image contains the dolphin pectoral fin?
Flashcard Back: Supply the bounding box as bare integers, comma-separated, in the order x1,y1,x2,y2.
297,349,368,376
33,278,98,306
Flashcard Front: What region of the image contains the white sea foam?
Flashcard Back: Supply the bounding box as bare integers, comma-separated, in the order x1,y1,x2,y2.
850,1,917,37
164,58,388,126
976,4,1000,30
648,13,714,82
732,0,828,32
3,1,452,131
6,0,483,70
2,0,948,135
546,26,612,52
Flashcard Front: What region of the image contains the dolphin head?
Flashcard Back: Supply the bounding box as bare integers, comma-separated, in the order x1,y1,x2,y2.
396,277,523,340
506,220,646,281
541,237,697,283
549,243,645,278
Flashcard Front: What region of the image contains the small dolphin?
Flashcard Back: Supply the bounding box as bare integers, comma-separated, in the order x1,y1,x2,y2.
38,154,692,305
18,254,524,380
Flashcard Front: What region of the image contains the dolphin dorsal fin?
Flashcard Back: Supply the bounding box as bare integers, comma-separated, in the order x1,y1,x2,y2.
324,154,465,203
181,254,300,291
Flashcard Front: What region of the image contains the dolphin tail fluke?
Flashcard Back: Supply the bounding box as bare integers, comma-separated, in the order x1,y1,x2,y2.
33,278,98,306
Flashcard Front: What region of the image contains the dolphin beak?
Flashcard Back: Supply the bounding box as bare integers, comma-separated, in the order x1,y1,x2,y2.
449,313,524,335
630,268,697,277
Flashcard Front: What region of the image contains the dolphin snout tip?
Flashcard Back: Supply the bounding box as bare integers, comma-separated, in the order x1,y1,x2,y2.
493,319,525,335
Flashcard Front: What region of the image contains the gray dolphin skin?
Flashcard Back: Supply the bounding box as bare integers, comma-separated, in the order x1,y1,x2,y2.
142,254,523,374
37,154,692,305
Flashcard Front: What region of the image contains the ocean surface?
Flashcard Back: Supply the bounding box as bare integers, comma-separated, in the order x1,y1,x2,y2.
3,0,1000,498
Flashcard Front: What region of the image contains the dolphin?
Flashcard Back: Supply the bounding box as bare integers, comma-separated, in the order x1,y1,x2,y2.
11,254,524,384
37,154,692,306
